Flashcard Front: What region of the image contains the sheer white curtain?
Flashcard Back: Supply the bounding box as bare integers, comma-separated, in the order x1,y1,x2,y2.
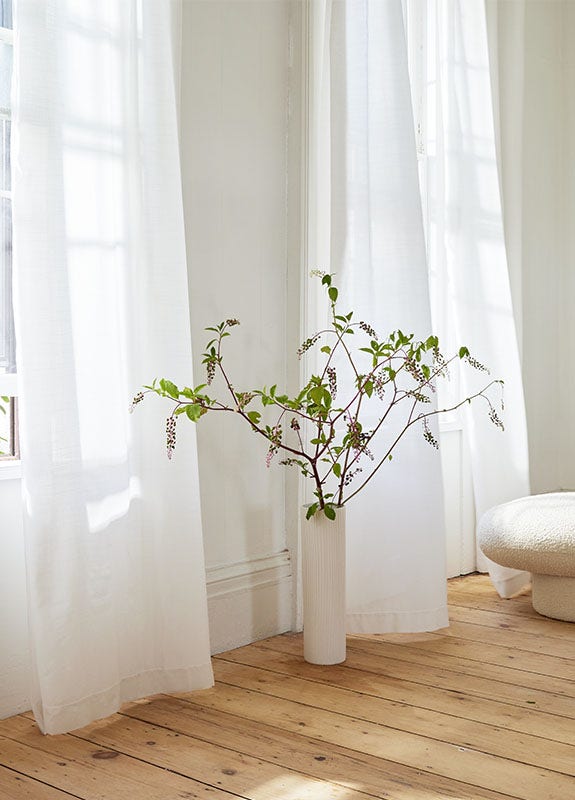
424,0,530,597
309,0,531,616
309,0,448,632
13,0,213,734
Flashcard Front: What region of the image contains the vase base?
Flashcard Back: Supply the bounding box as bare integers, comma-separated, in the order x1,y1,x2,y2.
304,653,346,666
303,640,346,665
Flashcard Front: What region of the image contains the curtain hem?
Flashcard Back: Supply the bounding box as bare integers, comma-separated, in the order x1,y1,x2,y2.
346,605,449,634
485,570,531,600
34,662,214,735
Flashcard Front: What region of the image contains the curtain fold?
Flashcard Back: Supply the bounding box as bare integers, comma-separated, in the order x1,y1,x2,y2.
13,0,213,735
309,0,531,611
425,0,530,597
309,0,449,632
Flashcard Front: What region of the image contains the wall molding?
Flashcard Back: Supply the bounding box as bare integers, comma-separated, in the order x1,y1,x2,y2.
0,460,22,481
206,551,293,654
206,551,291,599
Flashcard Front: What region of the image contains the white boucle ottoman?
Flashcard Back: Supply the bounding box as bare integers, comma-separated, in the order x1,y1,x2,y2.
478,493,575,622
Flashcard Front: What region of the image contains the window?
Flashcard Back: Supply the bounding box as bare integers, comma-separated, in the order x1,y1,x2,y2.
404,0,461,421
403,1,477,577
0,0,15,460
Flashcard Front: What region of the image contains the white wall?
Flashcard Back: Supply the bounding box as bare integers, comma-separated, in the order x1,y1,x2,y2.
179,0,299,651
561,2,575,494
0,474,29,718
488,0,575,495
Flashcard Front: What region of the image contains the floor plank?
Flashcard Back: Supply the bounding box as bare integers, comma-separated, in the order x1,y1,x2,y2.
258,634,575,715
352,629,575,679
0,764,80,800
343,633,575,691
176,680,572,800
0,717,236,800
217,641,575,742
2,573,575,800
210,658,575,776
122,695,516,800
447,588,540,618
447,604,575,640
69,713,370,800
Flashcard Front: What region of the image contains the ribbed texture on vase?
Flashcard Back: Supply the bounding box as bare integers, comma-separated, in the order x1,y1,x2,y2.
301,507,346,664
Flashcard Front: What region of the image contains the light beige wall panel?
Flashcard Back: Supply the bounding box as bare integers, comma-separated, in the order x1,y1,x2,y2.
490,0,573,494
0,477,29,718
520,0,564,493
560,1,575,491
180,1,291,568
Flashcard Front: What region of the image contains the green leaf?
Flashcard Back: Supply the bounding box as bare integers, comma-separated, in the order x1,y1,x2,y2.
333,463,341,478
160,379,179,399
323,504,336,520
306,503,319,520
364,380,373,398
309,387,325,405
328,287,338,303
320,345,332,355
322,274,332,286
459,346,469,359
185,404,204,422
247,410,261,425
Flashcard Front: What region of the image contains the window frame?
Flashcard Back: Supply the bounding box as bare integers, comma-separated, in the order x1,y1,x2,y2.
0,10,18,466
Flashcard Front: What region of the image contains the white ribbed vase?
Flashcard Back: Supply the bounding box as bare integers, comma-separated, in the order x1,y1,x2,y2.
301,506,346,665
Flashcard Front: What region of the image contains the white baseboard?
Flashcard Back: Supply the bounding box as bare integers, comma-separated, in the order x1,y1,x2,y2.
0,664,30,720
206,551,293,655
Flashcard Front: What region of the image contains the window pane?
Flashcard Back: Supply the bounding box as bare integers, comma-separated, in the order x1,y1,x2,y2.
0,41,11,114
0,395,15,457
0,196,14,373
0,0,12,30
1,119,9,191
0,395,8,453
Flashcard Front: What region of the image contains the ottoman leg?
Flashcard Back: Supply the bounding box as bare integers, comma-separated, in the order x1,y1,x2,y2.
532,574,575,622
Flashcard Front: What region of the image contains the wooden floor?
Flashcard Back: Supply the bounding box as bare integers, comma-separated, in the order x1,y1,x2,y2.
1,575,574,800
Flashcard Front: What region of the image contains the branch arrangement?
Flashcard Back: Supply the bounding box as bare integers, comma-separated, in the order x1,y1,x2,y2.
133,274,504,519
